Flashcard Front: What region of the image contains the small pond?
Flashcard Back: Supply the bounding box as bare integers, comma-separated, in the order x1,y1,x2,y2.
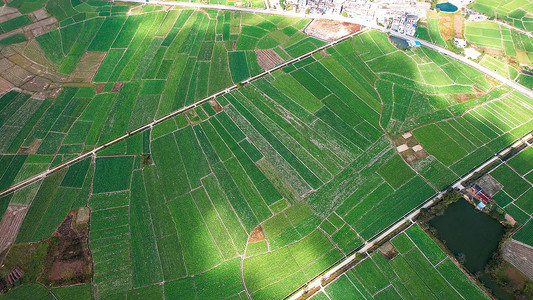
429,198,513,299
436,2,458,12
390,36,409,49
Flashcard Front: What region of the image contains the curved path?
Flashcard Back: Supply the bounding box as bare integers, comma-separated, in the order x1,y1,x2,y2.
120,0,533,98
0,26,365,198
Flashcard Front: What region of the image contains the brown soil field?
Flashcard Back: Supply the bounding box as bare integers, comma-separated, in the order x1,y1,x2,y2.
47,210,92,285
112,81,124,92
304,20,363,41
209,99,223,113
454,14,464,38
255,49,283,71
0,206,28,254
319,49,330,57
248,225,265,243
438,15,453,41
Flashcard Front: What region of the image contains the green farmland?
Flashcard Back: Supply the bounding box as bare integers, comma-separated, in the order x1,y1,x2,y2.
488,144,533,246
318,224,488,300
469,0,533,31
0,1,533,299
465,21,533,67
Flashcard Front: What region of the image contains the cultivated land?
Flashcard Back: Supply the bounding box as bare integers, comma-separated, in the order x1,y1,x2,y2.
489,143,533,246
317,224,488,300
416,10,533,86
469,0,533,31
0,1,532,299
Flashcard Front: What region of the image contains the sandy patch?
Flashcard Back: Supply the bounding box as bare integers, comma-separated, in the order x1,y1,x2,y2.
304,20,363,41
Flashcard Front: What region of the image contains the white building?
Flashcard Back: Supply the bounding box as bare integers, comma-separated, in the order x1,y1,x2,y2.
464,47,481,60
454,38,467,48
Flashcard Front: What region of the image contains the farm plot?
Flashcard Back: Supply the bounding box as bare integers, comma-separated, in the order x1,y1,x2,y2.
413,90,533,178
2,17,533,300
0,7,321,185
465,21,533,67
469,0,533,31
0,5,320,162
487,145,533,246
321,224,488,300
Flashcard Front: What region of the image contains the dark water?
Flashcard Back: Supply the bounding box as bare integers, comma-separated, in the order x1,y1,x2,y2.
390,36,409,49
436,2,458,12
429,199,513,299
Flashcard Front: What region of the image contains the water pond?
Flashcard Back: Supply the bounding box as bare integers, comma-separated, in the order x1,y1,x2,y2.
436,2,458,12
389,36,409,49
429,198,513,299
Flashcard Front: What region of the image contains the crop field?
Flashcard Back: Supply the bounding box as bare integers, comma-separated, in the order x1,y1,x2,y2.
413,90,533,179
0,6,322,186
469,0,533,31
1,5,533,299
465,21,533,66
317,224,488,299
488,144,533,246
415,12,532,83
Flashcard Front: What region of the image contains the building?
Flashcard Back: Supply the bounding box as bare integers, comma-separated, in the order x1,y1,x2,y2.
454,38,467,48
408,40,421,47
472,184,492,204
464,47,481,60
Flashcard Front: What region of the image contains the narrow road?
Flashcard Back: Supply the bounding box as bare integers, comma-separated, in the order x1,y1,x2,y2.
119,0,533,99
0,26,365,198
286,132,533,300
492,19,532,38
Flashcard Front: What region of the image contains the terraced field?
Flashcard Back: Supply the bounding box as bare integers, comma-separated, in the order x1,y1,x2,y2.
318,224,489,300
0,2,533,299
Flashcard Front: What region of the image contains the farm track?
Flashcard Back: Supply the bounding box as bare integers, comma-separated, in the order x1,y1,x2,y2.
118,0,533,98
286,132,533,300
1,2,530,199
0,27,366,198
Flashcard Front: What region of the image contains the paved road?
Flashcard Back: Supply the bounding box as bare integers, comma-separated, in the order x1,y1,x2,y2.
385,30,533,99
493,19,532,38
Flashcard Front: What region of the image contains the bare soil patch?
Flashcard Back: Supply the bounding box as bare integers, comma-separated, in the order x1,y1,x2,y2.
248,225,265,243
304,20,363,41
94,83,106,94
393,132,428,165
438,15,453,40
209,99,223,113
453,14,464,38
17,138,42,155
453,94,469,103
0,206,28,254
48,210,92,285
69,52,106,82
255,49,283,71
378,242,397,259
112,81,124,92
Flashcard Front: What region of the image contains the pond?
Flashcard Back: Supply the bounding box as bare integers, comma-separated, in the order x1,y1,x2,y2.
436,2,458,12
389,36,409,49
429,198,513,299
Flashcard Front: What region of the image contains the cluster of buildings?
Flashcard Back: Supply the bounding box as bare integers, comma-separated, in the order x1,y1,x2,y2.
286,0,430,36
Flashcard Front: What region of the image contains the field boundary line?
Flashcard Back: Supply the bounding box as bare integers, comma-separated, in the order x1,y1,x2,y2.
285,131,533,300
0,27,366,196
